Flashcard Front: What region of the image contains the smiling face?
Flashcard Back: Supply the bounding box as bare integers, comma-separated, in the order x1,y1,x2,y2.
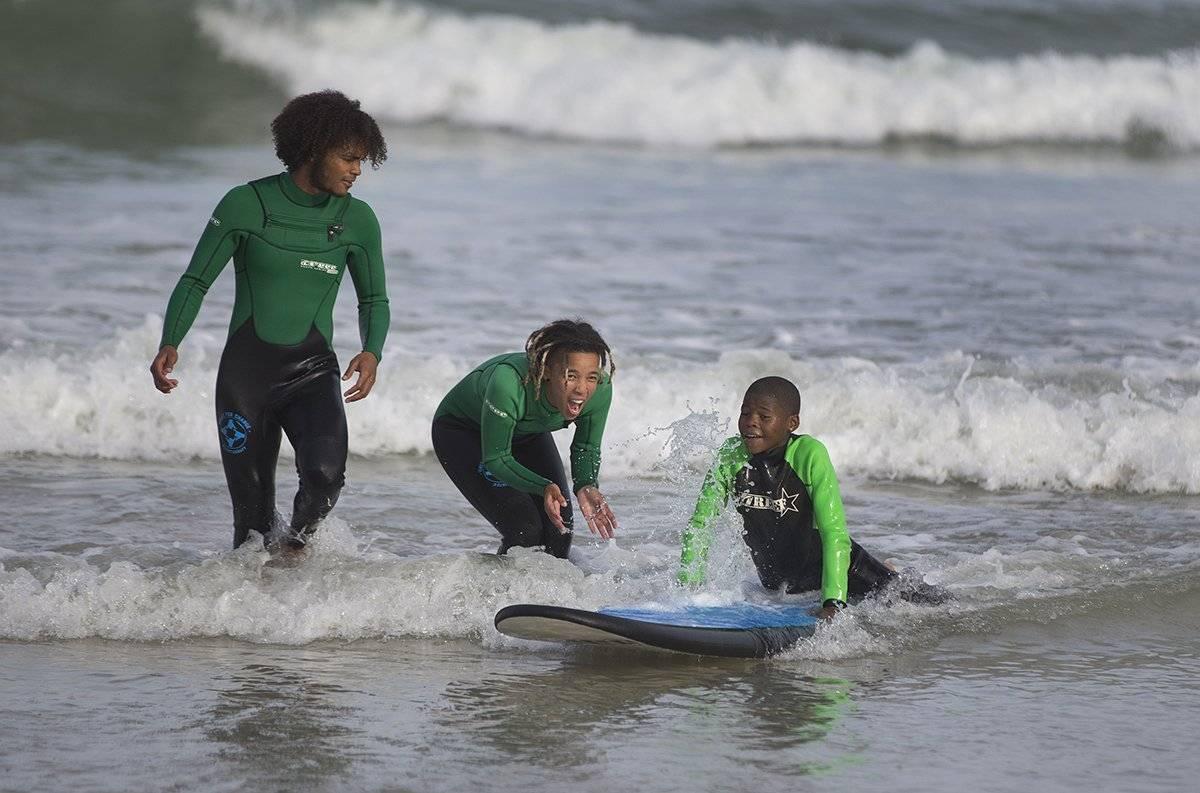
543,351,603,421
309,143,367,196
738,393,799,455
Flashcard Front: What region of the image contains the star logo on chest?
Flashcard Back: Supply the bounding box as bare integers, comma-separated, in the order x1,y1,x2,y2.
775,487,800,515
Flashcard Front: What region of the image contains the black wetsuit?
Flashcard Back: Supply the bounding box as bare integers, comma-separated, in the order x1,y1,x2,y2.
432,417,574,557
734,441,895,598
215,322,347,548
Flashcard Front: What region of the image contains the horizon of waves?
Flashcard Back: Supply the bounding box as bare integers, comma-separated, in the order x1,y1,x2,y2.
197,1,1200,151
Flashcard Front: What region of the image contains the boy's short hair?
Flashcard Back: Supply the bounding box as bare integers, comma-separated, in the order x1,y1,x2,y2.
744,376,801,415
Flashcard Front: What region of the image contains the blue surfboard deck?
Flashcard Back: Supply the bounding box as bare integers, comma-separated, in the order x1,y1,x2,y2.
494,602,819,658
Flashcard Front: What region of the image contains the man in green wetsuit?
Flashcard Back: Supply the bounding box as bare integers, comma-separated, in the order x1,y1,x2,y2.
149,90,390,551
432,320,618,557
679,377,906,620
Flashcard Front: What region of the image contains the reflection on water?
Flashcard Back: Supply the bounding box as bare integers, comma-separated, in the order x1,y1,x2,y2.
435,650,858,778
198,658,365,788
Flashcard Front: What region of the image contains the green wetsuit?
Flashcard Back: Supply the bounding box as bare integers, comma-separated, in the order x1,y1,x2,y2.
679,434,856,604
431,352,612,557
161,172,389,359
434,352,611,494
158,172,389,548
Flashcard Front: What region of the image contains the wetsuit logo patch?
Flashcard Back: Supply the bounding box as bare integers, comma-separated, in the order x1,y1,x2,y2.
483,399,509,419
477,463,509,488
208,216,221,227
735,486,800,515
219,411,251,455
299,259,338,275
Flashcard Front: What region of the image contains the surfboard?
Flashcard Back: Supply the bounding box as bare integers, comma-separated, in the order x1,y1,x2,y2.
494,602,820,658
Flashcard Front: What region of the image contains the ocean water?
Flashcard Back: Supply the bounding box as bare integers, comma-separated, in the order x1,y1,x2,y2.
2,1,1200,791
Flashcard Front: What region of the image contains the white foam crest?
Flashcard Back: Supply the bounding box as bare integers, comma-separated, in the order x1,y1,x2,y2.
0,317,224,461
777,610,893,661
197,2,1200,148
818,357,1200,493
7,326,1200,493
0,519,660,643
0,510,1158,653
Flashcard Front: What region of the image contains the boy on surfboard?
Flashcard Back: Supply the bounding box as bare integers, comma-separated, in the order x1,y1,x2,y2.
679,376,920,620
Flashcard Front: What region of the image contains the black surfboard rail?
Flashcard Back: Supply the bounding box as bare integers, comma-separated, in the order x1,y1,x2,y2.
494,604,814,658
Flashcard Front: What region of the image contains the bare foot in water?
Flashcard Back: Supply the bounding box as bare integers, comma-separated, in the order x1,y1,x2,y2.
265,541,309,568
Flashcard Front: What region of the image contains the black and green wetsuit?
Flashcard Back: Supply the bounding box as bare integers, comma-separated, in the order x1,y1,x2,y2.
679,434,894,606
431,352,612,557
160,172,389,548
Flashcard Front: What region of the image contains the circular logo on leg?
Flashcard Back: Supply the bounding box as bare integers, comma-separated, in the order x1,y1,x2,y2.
219,411,251,455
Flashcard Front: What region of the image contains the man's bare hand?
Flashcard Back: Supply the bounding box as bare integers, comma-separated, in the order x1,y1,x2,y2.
150,345,179,393
342,351,379,402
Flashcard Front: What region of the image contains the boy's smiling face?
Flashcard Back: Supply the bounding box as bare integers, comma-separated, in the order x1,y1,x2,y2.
739,393,799,455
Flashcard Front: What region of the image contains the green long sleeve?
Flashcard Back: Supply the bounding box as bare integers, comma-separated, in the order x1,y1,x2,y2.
479,362,557,493
679,437,749,585
787,438,851,603
343,202,389,360
159,186,255,348
568,378,610,491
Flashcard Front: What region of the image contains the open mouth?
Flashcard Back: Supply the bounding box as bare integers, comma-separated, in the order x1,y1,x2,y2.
742,433,770,449
565,398,585,416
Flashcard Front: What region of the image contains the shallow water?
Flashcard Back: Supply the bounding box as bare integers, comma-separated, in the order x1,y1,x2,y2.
4,453,1199,791
5,586,1198,793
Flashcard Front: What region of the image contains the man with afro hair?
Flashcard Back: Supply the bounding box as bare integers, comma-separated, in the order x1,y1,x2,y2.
150,90,391,554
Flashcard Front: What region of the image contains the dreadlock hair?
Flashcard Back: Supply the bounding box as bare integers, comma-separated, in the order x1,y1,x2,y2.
271,90,388,171
523,319,616,399
744,376,801,416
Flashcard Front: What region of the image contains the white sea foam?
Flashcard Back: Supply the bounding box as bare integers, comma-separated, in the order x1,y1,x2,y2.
197,1,1200,148
5,320,1200,494
0,512,1120,645
0,518,657,643
771,541,1127,661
